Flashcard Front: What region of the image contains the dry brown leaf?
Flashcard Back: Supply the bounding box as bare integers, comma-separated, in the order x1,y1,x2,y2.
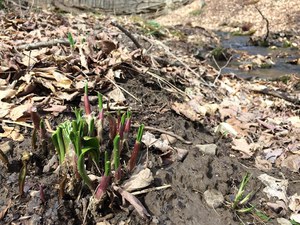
232,138,254,158
79,46,89,70
100,40,117,55
55,91,79,101
0,102,13,118
0,125,24,141
107,88,126,103
112,185,150,219
36,77,56,93
171,102,199,121
289,193,300,213
281,154,300,172
255,156,272,171
0,199,11,220
258,174,288,203
9,103,32,121
52,71,72,89
122,168,154,192
43,105,67,113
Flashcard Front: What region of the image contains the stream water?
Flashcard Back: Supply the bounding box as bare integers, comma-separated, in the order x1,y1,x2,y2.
216,33,300,79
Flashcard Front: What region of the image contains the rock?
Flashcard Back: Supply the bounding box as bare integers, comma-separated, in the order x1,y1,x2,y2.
277,218,292,225
0,141,13,154
160,134,177,144
203,189,224,208
195,144,217,155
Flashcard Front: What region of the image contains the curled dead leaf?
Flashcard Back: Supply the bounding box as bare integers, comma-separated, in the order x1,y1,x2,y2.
112,184,150,219
122,168,154,192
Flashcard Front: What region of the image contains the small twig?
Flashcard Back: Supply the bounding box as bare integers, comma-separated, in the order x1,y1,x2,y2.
255,6,269,42
252,88,300,105
16,39,70,51
0,119,33,129
141,35,210,87
111,20,142,49
132,124,192,145
145,70,189,98
131,184,171,195
104,75,141,102
212,55,233,85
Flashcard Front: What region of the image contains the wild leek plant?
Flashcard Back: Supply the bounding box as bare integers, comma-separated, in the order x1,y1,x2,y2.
128,124,144,172
231,173,254,213
52,84,144,201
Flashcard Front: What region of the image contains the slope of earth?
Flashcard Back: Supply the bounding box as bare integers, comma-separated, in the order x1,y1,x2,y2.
157,0,300,39
0,2,300,225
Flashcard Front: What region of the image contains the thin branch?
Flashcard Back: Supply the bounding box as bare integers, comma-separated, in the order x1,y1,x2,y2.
111,21,142,49
255,6,269,42
16,39,70,51
212,55,233,85
131,184,172,195
104,75,141,102
141,35,210,87
132,124,192,145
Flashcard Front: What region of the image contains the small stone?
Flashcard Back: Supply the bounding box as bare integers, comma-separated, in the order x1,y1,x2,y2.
204,189,224,208
277,218,292,225
195,144,217,155
0,141,13,154
291,43,298,48
160,134,177,144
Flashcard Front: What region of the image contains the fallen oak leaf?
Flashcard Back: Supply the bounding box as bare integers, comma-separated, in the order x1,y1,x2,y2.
112,184,150,219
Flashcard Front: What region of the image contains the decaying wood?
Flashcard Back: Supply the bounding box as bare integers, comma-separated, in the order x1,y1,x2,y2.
31,0,192,14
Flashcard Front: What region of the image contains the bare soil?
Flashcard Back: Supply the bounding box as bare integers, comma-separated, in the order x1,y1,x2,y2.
1,1,300,225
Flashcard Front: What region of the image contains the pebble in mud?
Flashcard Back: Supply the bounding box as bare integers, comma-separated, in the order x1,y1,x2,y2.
203,189,224,208
194,144,217,155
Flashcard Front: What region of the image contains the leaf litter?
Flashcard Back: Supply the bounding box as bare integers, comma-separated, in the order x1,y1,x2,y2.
0,2,300,224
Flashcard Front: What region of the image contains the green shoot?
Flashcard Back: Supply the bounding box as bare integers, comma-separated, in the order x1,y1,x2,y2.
84,82,91,116
113,135,121,181
128,124,144,172
232,173,252,209
97,93,104,143
253,208,271,222
95,151,111,200
291,220,300,225
67,32,75,48
104,151,110,177
77,137,100,191
52,126,66,164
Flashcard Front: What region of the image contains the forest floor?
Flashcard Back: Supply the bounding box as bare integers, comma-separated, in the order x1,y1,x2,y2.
0,1,300,225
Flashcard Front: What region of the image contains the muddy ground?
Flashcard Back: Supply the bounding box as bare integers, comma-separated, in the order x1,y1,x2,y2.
1,1,300,225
